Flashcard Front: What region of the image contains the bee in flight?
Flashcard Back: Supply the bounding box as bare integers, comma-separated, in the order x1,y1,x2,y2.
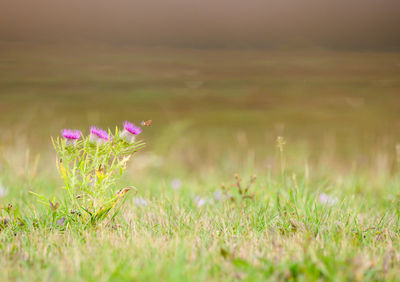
141,120,152,127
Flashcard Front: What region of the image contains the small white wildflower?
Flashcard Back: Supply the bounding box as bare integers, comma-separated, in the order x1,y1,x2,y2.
134,197,148,207
194,196,207,208
387,194,396,202
214,190,228,201
56,217,66,226
319,193,338,206
171,178,182,190
214,190,222,201
0,181,8,198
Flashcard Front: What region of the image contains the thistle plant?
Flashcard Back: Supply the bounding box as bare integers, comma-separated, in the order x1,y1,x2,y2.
34,121,145,226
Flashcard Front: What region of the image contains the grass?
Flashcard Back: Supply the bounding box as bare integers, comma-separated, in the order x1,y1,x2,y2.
0,42,400,281
1,148,399,281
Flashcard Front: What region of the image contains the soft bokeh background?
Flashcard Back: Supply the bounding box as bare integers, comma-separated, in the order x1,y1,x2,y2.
1,0,400,189
2,3,400,280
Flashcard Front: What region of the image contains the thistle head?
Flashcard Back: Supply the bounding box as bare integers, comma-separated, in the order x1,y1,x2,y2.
61,129,82,146
89,126,110,144
61,129,82,140
123,121,142,135
121,121,141,143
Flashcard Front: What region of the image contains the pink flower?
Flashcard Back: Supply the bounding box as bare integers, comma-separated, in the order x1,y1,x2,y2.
89,126,110,144
121,121,141,143
319,193,338,206
124,121,142,135
61,129,82,146
61,129,82,140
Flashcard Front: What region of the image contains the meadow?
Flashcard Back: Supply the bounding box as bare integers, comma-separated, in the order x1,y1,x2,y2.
1,42,400,281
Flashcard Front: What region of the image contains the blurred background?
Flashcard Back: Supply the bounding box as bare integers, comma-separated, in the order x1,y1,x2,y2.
1,0,400,185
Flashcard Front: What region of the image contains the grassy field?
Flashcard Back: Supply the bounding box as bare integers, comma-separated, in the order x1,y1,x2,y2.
1,42,400,281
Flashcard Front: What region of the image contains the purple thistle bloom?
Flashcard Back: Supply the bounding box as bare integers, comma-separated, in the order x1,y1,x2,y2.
61,129,82,140
123,121,142,135
89,126,110,143
121,121,141,143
